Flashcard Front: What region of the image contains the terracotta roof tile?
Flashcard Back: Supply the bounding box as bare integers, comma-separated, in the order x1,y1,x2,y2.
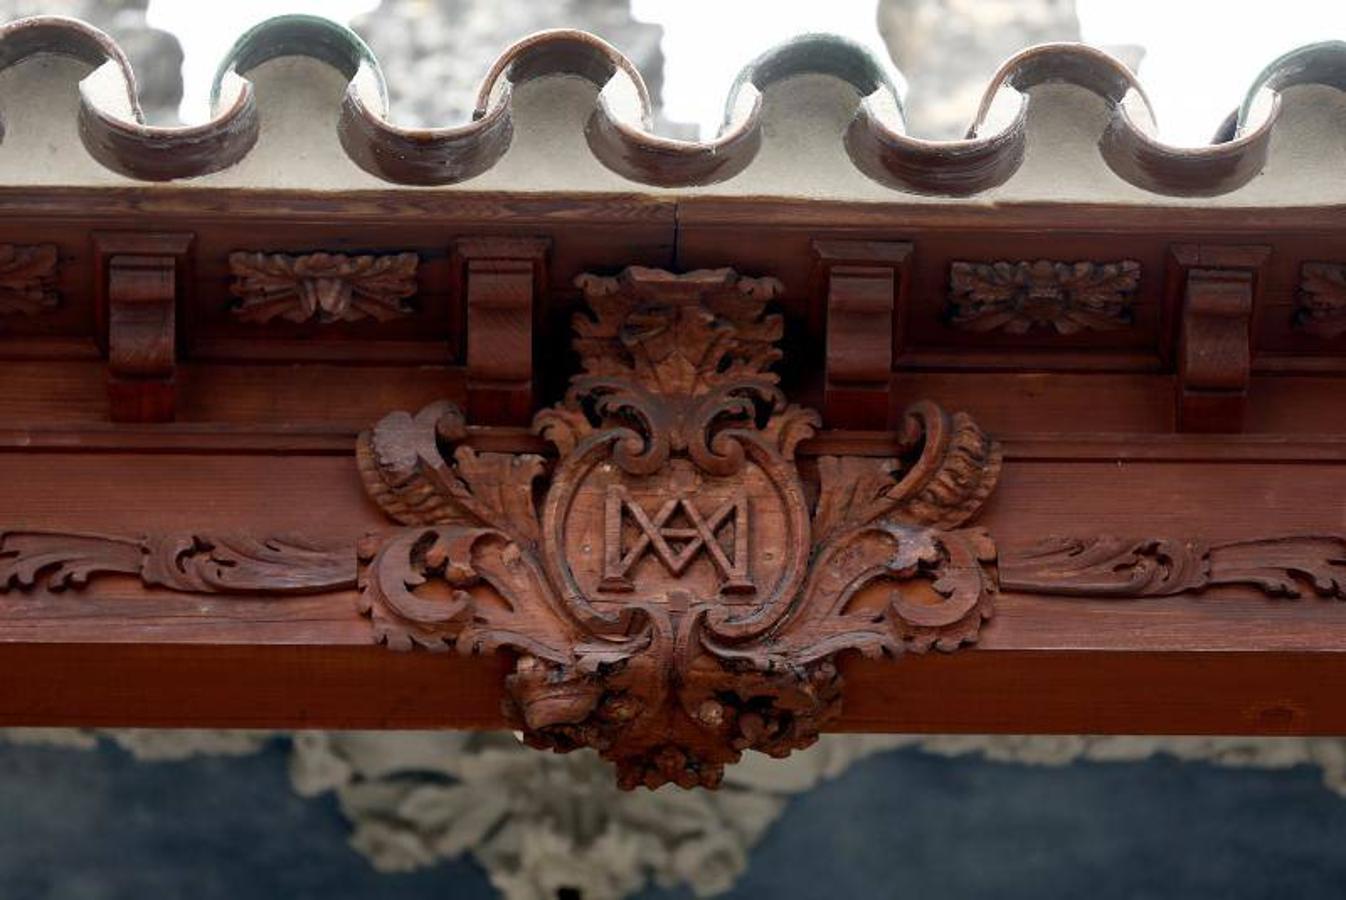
1,14,1344,203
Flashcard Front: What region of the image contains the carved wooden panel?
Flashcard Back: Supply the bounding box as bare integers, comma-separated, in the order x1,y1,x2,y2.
228,251,419,324
946,259,1140,334
0,243,58,316
1297,263,1346,339
456,237,549,426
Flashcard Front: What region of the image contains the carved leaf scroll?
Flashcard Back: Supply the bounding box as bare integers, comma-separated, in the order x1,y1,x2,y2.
0,531,355,594
228,251,419,324
1000,534,1346,600
947,259,1140,334
357,266,1004,789
0,243,59,316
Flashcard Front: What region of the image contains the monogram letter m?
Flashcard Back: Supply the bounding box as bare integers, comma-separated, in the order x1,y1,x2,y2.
600,486,754,596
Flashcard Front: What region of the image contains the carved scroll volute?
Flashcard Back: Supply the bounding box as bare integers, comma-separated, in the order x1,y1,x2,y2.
356,266,1003,789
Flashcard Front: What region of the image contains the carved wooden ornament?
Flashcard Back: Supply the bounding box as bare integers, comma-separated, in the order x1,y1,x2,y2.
947,259,1139,334
228,251,419,324
1297,262,1346,339
0,242,59,316
357,266,1002,788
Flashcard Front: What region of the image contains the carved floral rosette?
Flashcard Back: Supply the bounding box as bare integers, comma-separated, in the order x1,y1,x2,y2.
357,267,1002,788
228,251,419,324
947,259,1140,335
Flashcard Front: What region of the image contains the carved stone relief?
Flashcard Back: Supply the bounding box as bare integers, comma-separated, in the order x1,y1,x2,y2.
1297,262,1346,339
228,251,419,324
946,259,1140,334
0,243,59,316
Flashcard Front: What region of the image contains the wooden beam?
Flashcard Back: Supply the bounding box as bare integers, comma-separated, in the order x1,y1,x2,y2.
2,645,1346,736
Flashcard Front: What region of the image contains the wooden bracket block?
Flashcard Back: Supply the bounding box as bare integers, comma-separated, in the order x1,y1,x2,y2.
455,237,550,426
811,240,912,429
1168,244,1268,433
107,255,177,422
93,233,194,423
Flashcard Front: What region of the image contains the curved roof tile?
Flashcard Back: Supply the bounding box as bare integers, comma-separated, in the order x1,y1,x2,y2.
0,13,1344,199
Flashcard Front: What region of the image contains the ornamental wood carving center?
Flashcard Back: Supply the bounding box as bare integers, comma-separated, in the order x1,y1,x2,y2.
354,265,1003,788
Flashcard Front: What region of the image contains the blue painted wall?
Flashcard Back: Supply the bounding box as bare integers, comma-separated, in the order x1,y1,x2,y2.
2,739,1343,899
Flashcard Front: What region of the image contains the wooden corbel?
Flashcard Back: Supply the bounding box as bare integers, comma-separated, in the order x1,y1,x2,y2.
454,237,550,426
1168,244,1269,433
811,240,912,429
93,233,194,423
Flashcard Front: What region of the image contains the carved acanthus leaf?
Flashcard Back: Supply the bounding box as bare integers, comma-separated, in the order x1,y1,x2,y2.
357,528,580,656
357,400,544,544
1297,262,1346,339
572,267,784,394
1000,534,1346,600
947,259,1140,334
813,401,1002,543
0,243,59,316
0,531,355,594
228,251,419,324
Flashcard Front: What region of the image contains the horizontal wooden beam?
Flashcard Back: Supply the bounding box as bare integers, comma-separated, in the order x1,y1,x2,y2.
3,424,1346,462
1,644,1343,736
1,434,1344,737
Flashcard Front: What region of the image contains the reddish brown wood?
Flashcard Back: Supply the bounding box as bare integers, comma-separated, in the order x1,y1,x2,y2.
1297,262,1346,339
0,142,1344,791
1177,268,1254,432
455,237,549,426
4,438,1346,748
0,243,59,317
946,259,1140,334
812,240,909,429
354,266,1000,787
1168,243,1270,432
5,645,1346,737
106,255,177,422
1000,534,1346,598
92,232,193,423
0,531,354,594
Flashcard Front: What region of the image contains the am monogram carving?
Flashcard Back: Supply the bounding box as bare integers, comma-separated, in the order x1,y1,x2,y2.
355,266,1002,788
